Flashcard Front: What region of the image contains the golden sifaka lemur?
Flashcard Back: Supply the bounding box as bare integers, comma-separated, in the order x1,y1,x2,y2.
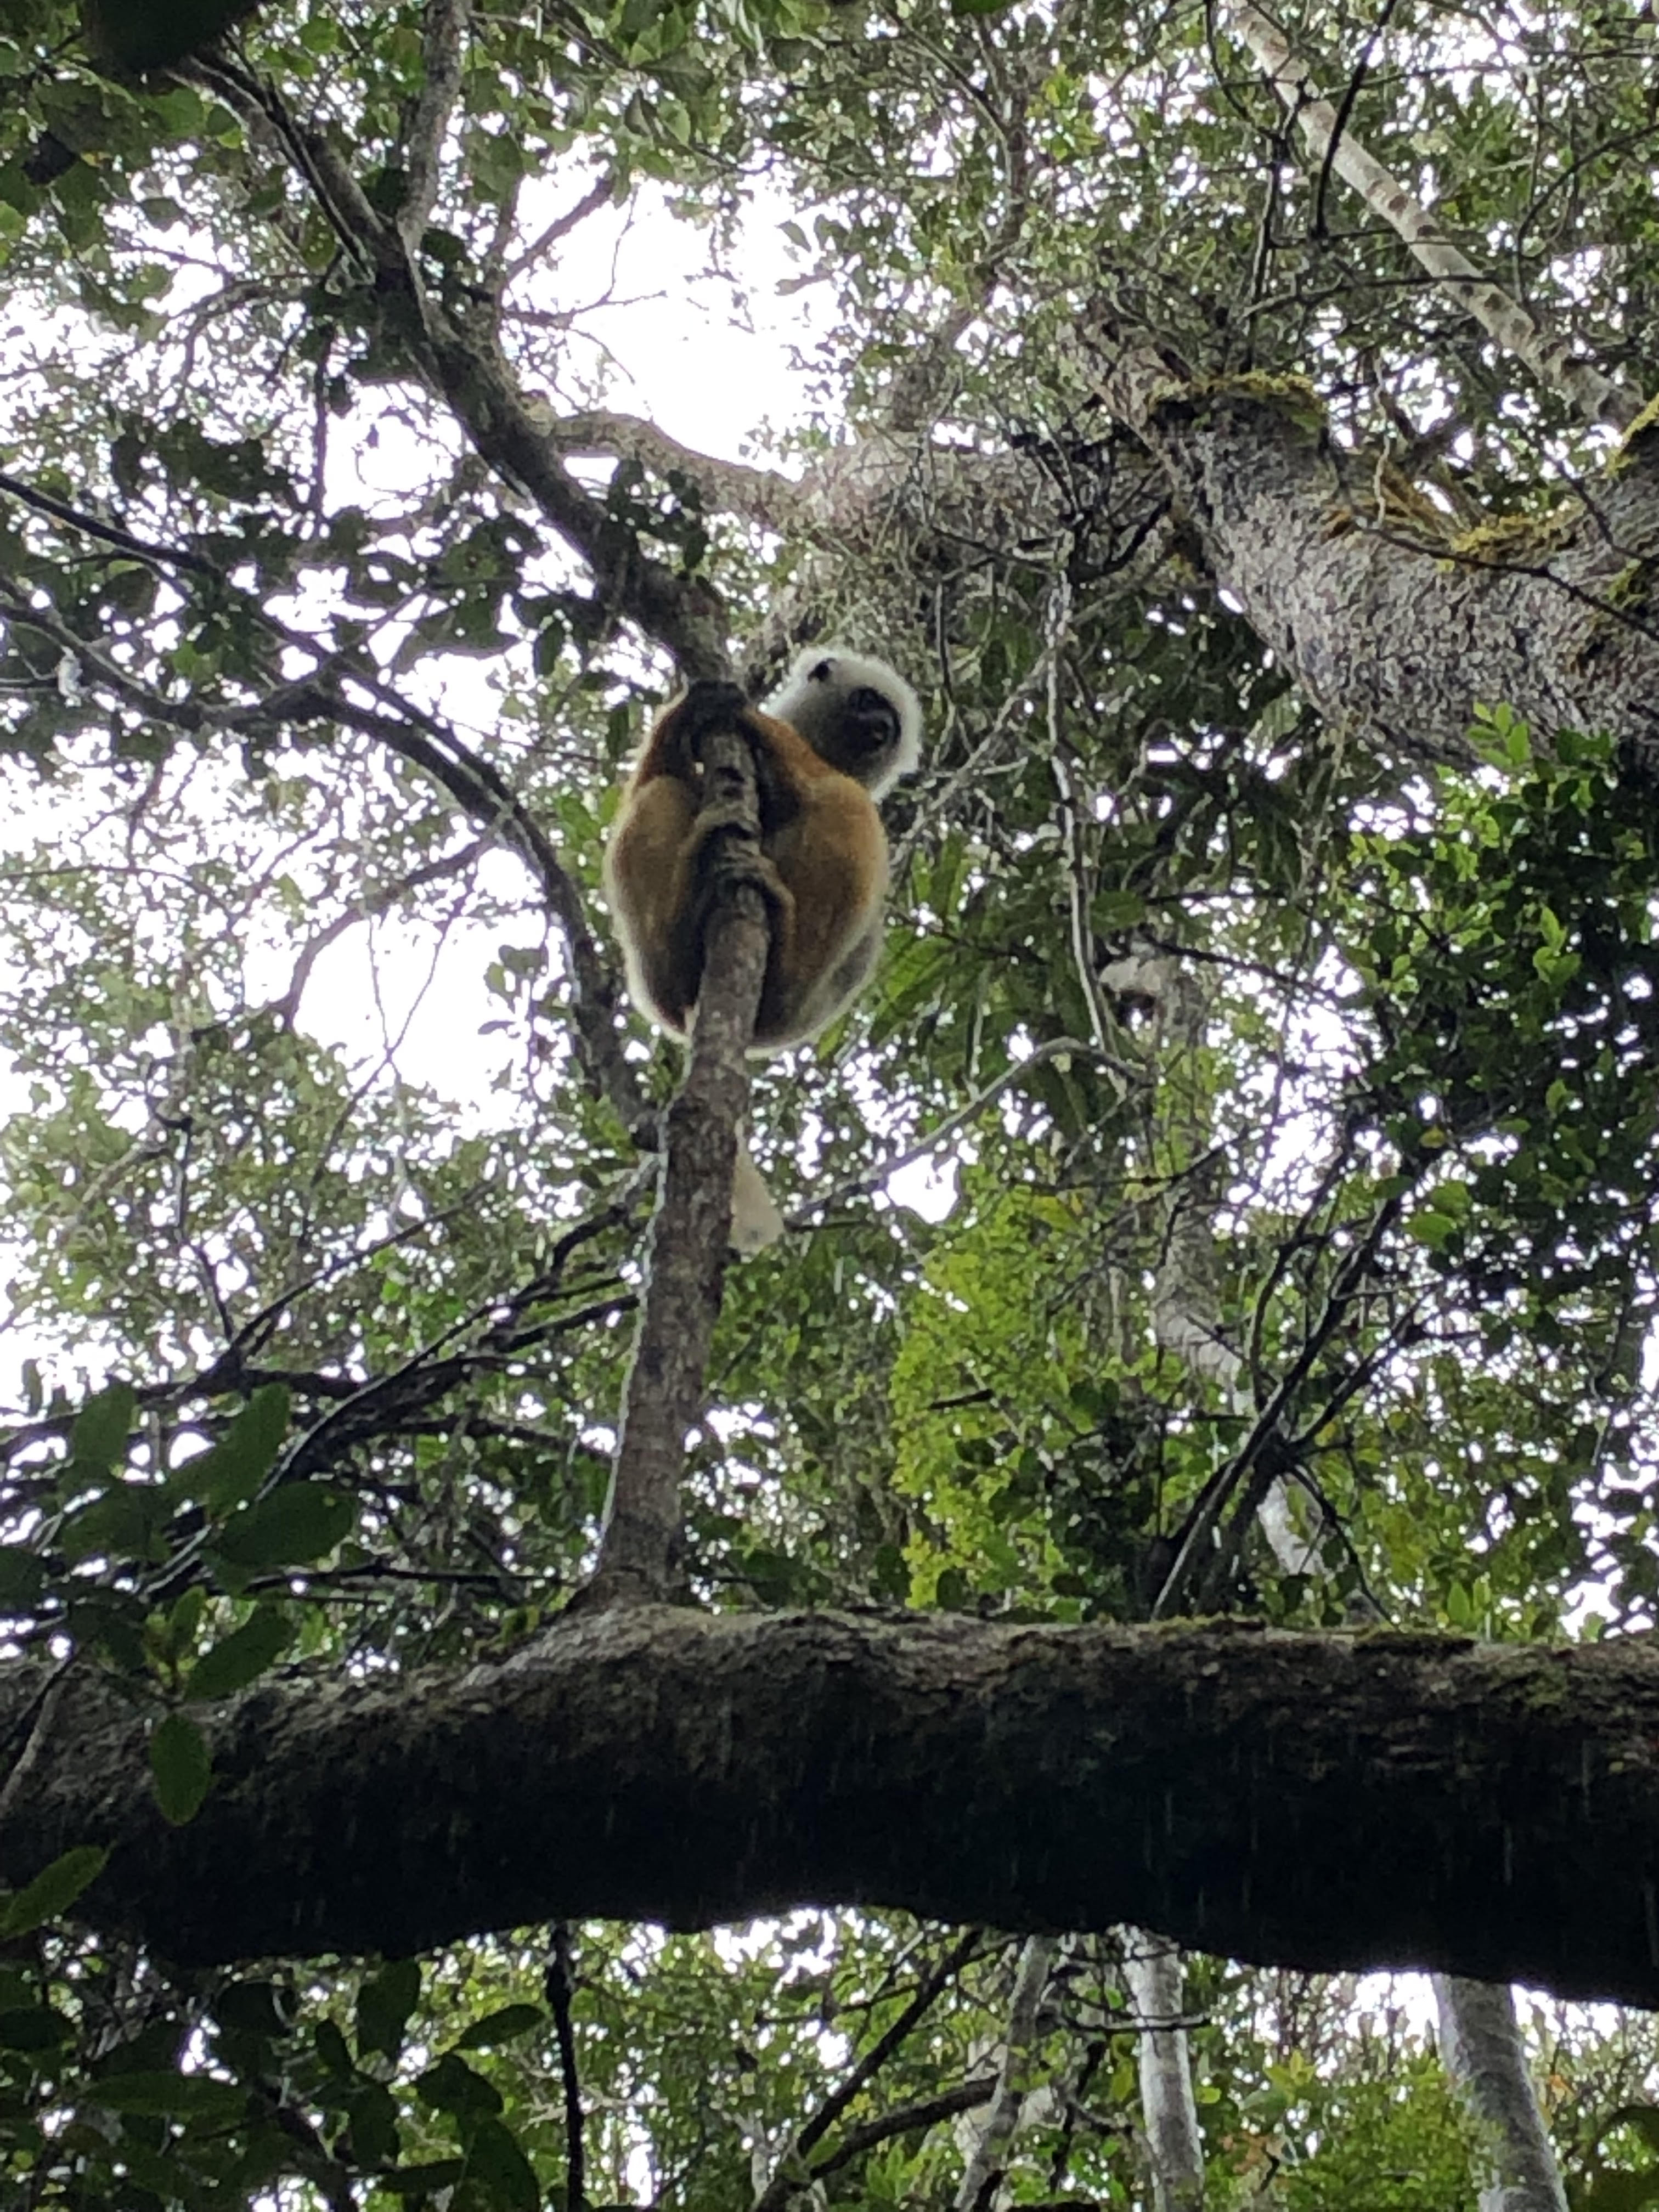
603,649,922,1249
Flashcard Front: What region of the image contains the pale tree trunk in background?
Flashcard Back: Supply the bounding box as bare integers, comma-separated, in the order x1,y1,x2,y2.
1139,975,1566,2211
1434,1978,1568,2212
1056,677,1212,2212
1223,0,1632,432
1096,347,1659,776
1122,1934,1206,2211
952,1935,1056,2211
1124,972,1223,2210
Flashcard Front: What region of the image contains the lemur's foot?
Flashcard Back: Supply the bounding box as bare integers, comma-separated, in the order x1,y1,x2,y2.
692,811,792,913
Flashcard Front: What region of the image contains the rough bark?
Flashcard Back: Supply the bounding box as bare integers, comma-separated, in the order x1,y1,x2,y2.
398,0,472,250
1099,353,1659,773
1434,1977,1569,2212
4,1610,1659,2002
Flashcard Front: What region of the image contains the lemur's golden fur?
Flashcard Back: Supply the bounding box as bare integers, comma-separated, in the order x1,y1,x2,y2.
604,649,921,1049
603,650,922,1251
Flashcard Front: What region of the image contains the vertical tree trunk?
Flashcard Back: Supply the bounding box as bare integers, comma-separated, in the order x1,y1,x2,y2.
1123,1934,1206,2212
1139,970,1564,2212
952,1936,1057,2210
1434,1977,1567,2212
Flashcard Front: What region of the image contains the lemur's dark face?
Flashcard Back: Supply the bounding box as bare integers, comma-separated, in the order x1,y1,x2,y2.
797,659,910,789
839,685,902,760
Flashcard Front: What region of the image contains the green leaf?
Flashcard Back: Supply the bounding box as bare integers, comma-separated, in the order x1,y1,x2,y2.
1406,1210,1455,1250
1091,890,1149,930
0,1546,47,1609
166,1585,206,1651
0,1846,108,1936
1533,945,1581,988
417,2051,502,2117
70,1381,135,1481
150,1711,212,1825
59,1483,167,1565
341,2075,402,2165
356,1958,422,2062
0,2005,76,2050
376,2163,466,2197
83,2069,250,2120
452,2004,543,2050
184,1604,291,1700
213,1978,292,2040
182,1384,292,1512
215,1482,354,1568
66,1589,149,1674
314,2016,354,2076
459,2114,540,2212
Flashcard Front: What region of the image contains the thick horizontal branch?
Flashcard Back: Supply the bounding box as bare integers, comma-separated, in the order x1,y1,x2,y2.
3,1611,1656,2002
531,407,804,535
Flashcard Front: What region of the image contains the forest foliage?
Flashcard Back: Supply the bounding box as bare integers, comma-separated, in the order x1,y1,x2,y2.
0,0,1658,2202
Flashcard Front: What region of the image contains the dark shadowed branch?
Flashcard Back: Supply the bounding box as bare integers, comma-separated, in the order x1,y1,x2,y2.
3,1610,1658,2005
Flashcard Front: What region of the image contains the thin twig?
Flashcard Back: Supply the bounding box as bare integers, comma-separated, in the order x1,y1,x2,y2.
1152,1188,1406,1616
752,1927,985,2212
545,1922,586,2211
808,2076,1001,2180
799,1037,1136,1226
